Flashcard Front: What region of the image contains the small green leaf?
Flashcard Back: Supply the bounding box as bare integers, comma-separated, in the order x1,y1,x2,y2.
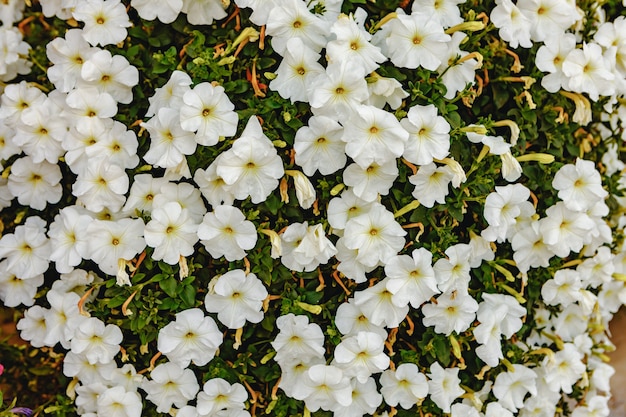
160,275,177,298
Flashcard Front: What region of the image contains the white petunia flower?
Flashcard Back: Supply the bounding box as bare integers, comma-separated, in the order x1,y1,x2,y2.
179,82,238,146
85,218,145,276
272,313,326,366
385,247,439,308
144,201,199,265
427,362,465,413
72,0,132,46
385,12,450,70
492,364,538,412
552,158,608,212
0,216,50,279
157,308,222,367
380,363,429,409
198,205,257,262
7,156,63,211
265,0,328,55
270,37,325,103
332,331,389,382
299,364,353,412
72,157,129,213
131,0,183,23
409,162,453,208
204,269,268,329
196,378,248,416
422,290,478,335
70,317,123,364
215,116,284,204
181,0,228,26
401,104,451,166
142,362,199,413
79,49,139,104
96,386,142,417
354,277,409,328
342,204,406,269
141,107,197,168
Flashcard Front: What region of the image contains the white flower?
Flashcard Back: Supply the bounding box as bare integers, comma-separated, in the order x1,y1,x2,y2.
518,0,578,43
204,269,268,329
181,0,228,26
552,158,608,211
332,331,389,382
16,305,49,348
265,0,328,55
123,174,170,214
535,32,577,93
411,0,464,27
142,107,197,169
562,42,615,101
72,157,129,213
144,201,199,265
327,189,377,232
80,49,139,104
272,313,326,366
280,222,337,272
0,216,50,279
44,290,85,349
193,163,236,207
62,351,117,385
342,204,406,268
198,205,257,262
46,29,97,92
490,0,533,49
385,247,439,308
131,0,182,23
380,363,429,409
70,317,123,364
142,362,200,413
342,104,409,169
0,80,45,126
72,0,132,46
96,386,142,417
427,362,465,413
152,181,207,223
343,161,399,202
401,104,451,165
492,364,538,412
332,377,383,417
409,162,453,208
366,73,409,109
0,266,44,308
540,202,595,257
541,343,586,394
385,13,450,70
353,277,409,328
300,364,353,412
7,156,62,211
14,98,66,164
326,13,386,77
422,290,478,335
215,116,284,204
308,60,369,120
157,308,222,367
334,299,387,338
294,115,346,176
269,37,325,103
196,378,248,416
541,269,583,307
433,243,472,295
179,82,238,146
482,183,531,243
48,206,93,274
85,218,145,276
146,70,192,117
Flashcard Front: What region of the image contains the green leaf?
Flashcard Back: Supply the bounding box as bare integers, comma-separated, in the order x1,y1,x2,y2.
180,285,197,308
160,275,178,298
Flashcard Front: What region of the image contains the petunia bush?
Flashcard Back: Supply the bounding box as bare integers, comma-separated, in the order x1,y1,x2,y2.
1,0,626,416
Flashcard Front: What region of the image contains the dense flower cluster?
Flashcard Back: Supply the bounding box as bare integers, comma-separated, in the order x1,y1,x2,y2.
2,0,626,416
